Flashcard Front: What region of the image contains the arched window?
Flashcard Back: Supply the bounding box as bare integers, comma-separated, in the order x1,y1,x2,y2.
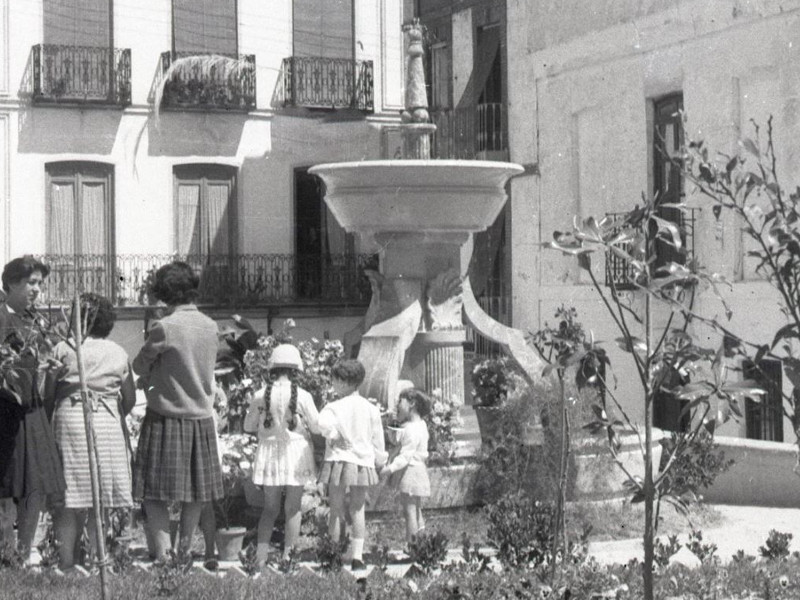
173,164,238,258
46,161,114,257
45,161,115,302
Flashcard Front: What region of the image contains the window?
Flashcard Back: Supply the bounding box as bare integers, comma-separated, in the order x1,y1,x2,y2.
744,359,784,442
174,164,237,258
429,43,450,109
652,94,686,270
47,162,113,256
293,0,353,59
294,167,355,299
44,0,110,47
172,0,237,55
46,161,115,301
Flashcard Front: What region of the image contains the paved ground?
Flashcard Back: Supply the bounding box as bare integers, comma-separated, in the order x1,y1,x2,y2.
588,505,800,566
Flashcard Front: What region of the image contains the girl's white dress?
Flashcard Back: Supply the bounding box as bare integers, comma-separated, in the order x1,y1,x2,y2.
245,380,320,486
385,419,431,497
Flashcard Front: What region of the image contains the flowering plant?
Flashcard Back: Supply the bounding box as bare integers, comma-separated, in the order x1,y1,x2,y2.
215,432,256,528
471,357,517,408
425,388,463,464
215,317,345,434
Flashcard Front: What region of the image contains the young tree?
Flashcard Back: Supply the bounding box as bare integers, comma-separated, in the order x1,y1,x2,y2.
682,116,800,467
546,195,763,600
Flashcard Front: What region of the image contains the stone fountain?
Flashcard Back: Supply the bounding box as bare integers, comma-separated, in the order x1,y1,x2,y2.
310,21,543,412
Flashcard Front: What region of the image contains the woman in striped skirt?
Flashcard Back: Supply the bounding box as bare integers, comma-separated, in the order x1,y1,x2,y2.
50,293,136,571
132,262,223,560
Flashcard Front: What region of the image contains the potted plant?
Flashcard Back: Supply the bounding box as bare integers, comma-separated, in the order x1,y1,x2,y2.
214,433,255,561
470,357,516,444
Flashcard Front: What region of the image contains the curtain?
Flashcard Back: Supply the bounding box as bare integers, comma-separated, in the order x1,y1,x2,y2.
177,183,201,256
173,0,237,55
81,181,106,255
293,0,352,58
49,182,76,255
205,182,230,257
44,0,109,47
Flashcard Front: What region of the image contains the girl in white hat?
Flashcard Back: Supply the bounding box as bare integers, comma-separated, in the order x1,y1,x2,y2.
244,343,320,564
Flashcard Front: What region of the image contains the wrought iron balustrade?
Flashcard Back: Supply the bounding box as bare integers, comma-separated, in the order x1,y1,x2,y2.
281,56,373,112
38,253,374,307
159,52,256,111
465,278,510,359
431,103,507,160
604,207,699,290
31,44,131,106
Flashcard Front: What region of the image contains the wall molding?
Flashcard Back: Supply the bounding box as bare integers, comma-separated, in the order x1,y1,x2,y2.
0,0,8,96
0,113,9,264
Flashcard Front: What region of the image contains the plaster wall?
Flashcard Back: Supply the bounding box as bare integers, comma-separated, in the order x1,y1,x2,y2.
507,0,800,439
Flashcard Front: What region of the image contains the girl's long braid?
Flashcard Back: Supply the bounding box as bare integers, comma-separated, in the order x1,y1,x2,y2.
262,375,300,430
262,379,274,429
288,381,298,431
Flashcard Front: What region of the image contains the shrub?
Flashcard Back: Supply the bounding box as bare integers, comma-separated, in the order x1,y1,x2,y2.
686,529,718,565
315,531,349,572
760,530,793,560
407,530,449,573
658,428,734,502
484,493,555,568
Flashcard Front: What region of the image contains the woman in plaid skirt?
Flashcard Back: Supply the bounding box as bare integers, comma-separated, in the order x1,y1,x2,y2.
132,262,223,560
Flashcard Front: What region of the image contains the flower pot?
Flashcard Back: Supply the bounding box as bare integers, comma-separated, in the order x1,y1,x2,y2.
473,405,504,444
215,526,247,561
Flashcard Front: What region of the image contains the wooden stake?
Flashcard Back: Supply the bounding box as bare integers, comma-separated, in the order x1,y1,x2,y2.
73,291,110,600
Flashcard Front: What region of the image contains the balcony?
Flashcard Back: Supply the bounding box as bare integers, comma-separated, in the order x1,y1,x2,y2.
39,253,375,308
159,52,256,112
281,57,373,112
604,207,699,290
30,44,131,106
430,103,507,160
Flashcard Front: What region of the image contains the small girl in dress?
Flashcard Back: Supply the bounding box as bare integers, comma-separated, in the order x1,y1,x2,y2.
318,359,387,570
380,388,431,542
243,344,319,565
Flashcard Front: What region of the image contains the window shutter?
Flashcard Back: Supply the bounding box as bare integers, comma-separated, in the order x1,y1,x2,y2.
43,0,110,47
173,0,237,55
293,0,352,59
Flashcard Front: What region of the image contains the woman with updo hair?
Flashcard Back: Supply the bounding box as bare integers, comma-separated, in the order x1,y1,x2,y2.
132,261,223,560
243,343,320,565
49,293,136,571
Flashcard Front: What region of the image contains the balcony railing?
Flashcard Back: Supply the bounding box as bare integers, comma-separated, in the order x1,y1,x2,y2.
465,278,510,359
38,254,375,307
281,57,373,112
431,103,507,160
159,52,256,111
604,207,699,290
31,44,131,106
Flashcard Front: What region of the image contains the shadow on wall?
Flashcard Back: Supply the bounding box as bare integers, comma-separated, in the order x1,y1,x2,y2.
17,107,122,155
147,112,246,157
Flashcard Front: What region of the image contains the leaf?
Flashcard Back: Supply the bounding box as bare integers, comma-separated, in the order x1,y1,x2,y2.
616,336,647,354
725,155,738,175
651,216,682,250
771,323,800,349
674,382,713,401
577,252,591,271
712,205,722,221
740,138,760,157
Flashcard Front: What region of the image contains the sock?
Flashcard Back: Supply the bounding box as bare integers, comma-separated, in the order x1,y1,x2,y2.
350,538,364,561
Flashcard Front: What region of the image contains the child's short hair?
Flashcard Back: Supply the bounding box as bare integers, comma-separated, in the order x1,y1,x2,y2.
331,359,366,387
400,388,431,418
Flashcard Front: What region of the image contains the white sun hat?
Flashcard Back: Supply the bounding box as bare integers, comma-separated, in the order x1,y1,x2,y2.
267,344,304,371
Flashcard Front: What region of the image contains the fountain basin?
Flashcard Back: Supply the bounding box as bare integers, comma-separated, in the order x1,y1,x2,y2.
309,160,523,234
